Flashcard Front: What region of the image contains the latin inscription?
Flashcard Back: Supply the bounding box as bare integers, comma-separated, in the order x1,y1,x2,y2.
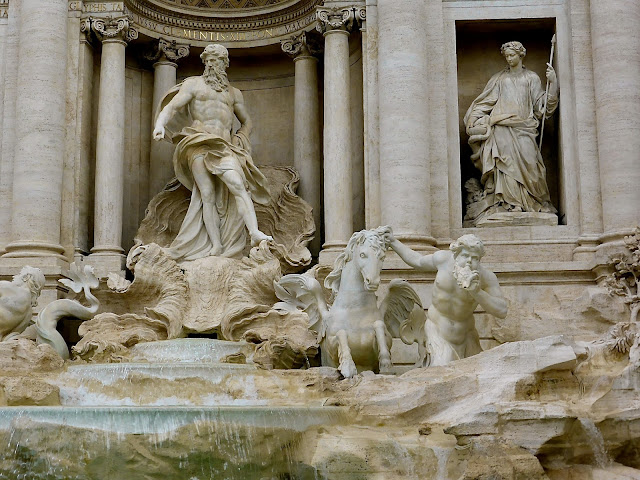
128,12,315,43
75,2,124,13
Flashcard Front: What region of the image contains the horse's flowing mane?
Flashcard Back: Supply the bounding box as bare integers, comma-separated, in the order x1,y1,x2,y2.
324,226,391,297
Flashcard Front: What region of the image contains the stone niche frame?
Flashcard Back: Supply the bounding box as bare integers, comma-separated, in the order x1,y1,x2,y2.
442,1,589,264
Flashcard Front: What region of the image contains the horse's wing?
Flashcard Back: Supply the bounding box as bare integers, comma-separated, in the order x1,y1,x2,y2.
381,279,426,344
274,274,327,341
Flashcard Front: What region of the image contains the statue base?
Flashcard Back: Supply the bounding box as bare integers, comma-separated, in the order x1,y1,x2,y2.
475,211,558,228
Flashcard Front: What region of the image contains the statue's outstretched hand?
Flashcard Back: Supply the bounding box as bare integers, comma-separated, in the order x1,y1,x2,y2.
152,126,165,141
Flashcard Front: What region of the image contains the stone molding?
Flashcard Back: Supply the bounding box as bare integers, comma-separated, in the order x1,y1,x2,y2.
124,0,319,31
82,15,138,43
280,31,321,58
145,38,190,63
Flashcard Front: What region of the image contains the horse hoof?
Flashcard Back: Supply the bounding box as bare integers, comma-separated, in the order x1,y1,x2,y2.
340,360,358,378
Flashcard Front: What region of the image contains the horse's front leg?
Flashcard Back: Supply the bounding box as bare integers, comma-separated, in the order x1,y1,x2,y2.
336,329,358,378
373,320,392,370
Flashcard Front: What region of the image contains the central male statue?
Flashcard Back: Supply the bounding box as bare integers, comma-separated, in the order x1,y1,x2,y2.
386,231,508,366
153,44,272,262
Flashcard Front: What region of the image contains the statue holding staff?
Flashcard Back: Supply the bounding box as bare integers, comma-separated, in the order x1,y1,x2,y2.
464,40,559,226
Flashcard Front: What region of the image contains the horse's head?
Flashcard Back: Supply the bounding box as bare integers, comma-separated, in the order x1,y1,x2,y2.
325,226,391,295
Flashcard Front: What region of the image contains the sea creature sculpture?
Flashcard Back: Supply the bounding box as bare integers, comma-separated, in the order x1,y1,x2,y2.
275,226,424,378
0,266,46,341
36,263,100,360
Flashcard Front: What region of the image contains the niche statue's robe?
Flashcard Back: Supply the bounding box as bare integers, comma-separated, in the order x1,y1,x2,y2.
464,67,558,215
155,80,270,262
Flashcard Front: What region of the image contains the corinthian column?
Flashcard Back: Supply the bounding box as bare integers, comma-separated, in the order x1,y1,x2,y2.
2,0,69,265
377,1,434,249
87,17,138,274
281,32,322,256
590,0,640,259
317,6,356,257
148,39,189,198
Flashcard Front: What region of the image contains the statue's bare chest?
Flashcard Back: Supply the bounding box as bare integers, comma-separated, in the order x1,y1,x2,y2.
193,85,233,109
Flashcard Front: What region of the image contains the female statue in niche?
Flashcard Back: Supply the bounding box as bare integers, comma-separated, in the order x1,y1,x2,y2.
463,40,559,226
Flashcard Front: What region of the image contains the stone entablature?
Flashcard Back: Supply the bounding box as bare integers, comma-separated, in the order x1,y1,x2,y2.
156,0,289,8
117,0,322,47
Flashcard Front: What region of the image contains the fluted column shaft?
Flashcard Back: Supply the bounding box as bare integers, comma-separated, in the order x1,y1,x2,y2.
3,0,68,262
317,7,357,252
377,0,433,247
591,0,640,251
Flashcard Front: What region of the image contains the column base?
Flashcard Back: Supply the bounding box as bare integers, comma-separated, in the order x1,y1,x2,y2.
2,241,68,262
319,241,348,266
87,250,126,278
572,234,600,262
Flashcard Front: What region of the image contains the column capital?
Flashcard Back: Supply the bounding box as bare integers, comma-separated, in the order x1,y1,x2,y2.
281,32,321,59
81,16,138,44
316,6,359,34
146,38,190,65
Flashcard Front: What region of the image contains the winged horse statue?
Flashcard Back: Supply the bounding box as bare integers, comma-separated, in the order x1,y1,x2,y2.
274,226,426,378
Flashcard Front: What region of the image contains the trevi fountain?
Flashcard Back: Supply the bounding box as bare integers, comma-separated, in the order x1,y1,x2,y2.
0,0,639,478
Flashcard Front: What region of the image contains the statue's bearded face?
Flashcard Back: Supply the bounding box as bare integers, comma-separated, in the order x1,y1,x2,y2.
202,55,229,92
454,247,481,272
452,247,482,290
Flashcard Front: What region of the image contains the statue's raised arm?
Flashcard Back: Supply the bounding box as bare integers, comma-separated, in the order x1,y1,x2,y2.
388,231,507,366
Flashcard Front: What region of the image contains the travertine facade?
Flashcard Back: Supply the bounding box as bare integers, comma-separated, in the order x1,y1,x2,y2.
0,0,638,390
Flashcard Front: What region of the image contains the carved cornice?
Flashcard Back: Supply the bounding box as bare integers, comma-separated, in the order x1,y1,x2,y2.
82,15,138,43
124,0,320,31
280,31,320,58
146,38,190,63
156,0,289,8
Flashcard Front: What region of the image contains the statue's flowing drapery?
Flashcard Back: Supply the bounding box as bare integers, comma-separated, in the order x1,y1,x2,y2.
464,68,558,214
156,81,270,262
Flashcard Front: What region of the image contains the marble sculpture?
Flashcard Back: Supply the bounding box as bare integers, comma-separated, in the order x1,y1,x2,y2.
275,226,424,378
464,40,559,226
153,43,273,261
0,266,46,341
387,230,508,366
